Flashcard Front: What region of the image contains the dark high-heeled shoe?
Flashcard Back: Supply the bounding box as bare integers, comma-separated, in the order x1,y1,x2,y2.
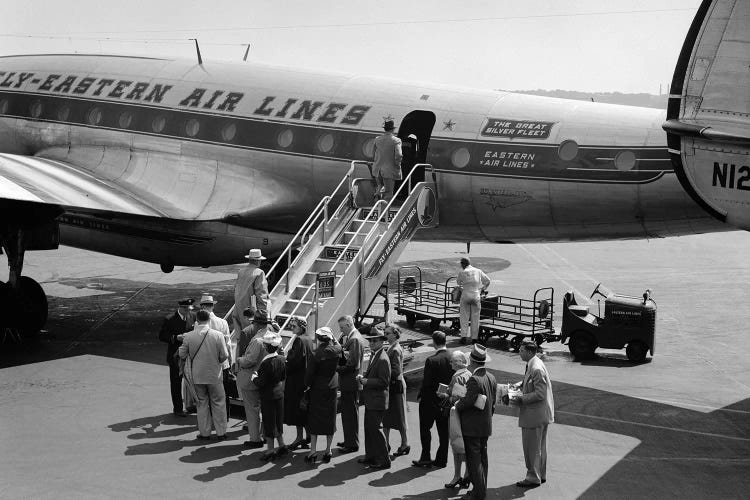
322,452,332,463
444,479,462,489
460,477,471,488
304,452,318,463
394,445,410,457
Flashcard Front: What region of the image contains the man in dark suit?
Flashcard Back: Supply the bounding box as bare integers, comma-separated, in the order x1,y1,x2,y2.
158,297,195,416
456,344,497,500
412,331,454,468
357,330,391,470
336,315,367,453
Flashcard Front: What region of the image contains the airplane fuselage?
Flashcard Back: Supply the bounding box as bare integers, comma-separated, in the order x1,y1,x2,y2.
0,54,726,267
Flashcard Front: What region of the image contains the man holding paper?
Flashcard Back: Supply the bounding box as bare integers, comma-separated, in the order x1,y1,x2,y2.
512,341,554,488
455,344,497,500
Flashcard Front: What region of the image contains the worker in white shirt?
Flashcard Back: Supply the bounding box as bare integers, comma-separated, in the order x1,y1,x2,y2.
456,257,491,345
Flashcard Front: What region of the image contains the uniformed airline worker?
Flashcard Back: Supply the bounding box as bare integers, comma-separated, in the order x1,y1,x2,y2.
158,297,195,416
456,257,491,345
372,120,403,203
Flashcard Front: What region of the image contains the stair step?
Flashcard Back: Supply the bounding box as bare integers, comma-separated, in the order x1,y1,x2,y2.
279,301,314,315
336,232,368,246
323,245,361,262
273,313,309,331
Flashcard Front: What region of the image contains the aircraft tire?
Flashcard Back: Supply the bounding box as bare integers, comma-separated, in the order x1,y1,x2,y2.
569,331,596,360
626,341,648,363
18,276,48,335
429,318,441,331
405,313,416,328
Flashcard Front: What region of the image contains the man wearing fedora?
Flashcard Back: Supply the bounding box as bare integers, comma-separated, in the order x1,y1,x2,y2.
511,341,554,489
233,248,269,335
159,297,195,416
179,310,229,440
357,329,391,470
235,308,273,448
372,119,403,203
200,294,233,422
455,344,497,500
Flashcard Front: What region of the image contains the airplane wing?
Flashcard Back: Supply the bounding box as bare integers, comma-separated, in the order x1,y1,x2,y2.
0,153,165,217
663,0,750,229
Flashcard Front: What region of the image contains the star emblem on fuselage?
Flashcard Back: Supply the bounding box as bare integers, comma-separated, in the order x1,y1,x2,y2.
443,119,455,131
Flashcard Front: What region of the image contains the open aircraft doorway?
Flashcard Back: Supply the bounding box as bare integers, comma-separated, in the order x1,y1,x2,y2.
398,110,436,187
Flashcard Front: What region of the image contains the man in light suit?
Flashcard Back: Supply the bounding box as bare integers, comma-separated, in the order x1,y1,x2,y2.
232,248,269,334
234,309,271,448
511,341,554,488
336,315,367,453
200,294,234,421
372,119,403,202
456,344,497,500
357,330,391,470
179,310,229,440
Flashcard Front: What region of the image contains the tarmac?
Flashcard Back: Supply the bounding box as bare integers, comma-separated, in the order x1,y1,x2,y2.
1,233,749,499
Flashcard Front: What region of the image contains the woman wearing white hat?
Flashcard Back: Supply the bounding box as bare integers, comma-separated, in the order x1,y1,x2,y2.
252,331,287,461
303,327,342,463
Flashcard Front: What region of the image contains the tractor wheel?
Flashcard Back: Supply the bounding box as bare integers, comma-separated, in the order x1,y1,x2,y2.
405,313,416,328
430,318,442,331
626,341,649,363
569,331,596,360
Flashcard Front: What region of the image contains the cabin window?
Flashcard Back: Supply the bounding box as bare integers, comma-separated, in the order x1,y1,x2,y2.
558,140,579,161
185,118,200,137
30,101,44,119
0,98,8,115
152,115,166,133
451,147,470,169
317,133,335,153
614,150,636,171
221,123,237,142
119,111,133,129
362,137,375,158
277,129,294,148
57,105,70,122
86,107,102,125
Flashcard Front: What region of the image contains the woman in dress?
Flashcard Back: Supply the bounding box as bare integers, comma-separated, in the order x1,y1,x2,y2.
252,332,288,461
304,327,342,463
382,325,410,457
284,318,314,450
441,350,472,489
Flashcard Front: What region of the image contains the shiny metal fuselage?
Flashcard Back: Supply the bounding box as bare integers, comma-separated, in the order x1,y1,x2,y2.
0,54,726,267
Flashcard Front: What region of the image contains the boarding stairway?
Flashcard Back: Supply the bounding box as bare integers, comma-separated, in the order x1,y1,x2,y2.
265,161,439,333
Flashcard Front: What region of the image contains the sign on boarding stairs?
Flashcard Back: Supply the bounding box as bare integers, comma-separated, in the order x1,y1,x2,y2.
266,161,439,336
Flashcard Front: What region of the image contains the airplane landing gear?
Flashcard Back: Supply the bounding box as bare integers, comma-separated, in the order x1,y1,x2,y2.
1,226,49,337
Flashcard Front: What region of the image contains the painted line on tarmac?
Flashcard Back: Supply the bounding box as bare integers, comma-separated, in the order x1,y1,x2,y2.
558,410,750,442
516,244,588,299
57,282,154,356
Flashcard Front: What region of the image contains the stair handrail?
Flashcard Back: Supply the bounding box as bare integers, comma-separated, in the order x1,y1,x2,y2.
223,161,362,323
358,163,434,275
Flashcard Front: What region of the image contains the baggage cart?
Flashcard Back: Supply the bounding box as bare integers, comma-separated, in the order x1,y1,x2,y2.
394,266,460,331
478,287,557,351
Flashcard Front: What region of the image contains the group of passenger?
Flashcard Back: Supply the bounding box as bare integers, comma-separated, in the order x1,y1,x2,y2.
158,249,555,499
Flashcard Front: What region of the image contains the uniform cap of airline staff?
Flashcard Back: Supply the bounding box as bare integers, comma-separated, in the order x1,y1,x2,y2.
250,310,271,324
469,343,491,364
262,331,282,347
199,294,217,305
383,120,396,131
244,248,267,260
177,298,194,306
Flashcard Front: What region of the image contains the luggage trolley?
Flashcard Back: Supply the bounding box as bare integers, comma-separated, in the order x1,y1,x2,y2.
395,266,460,331
478,287,557,351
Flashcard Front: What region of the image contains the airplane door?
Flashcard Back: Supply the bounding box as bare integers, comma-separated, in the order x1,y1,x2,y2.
397,110,436,186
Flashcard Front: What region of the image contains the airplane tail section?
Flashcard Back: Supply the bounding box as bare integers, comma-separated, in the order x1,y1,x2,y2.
663,0,750,229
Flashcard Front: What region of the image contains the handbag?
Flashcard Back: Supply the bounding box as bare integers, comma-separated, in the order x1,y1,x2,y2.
451,286,462,304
